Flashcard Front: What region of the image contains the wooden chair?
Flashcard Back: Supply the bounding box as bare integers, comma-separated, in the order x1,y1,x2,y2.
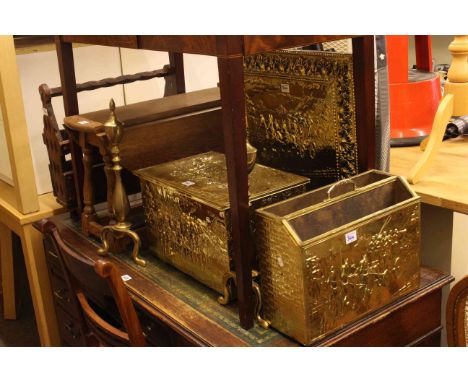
42,220,146,346
446,275,468,346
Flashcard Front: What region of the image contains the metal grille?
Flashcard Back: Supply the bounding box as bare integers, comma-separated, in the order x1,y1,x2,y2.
322,39,352,53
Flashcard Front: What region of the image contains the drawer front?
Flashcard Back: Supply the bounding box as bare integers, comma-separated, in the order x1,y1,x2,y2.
43,236,61,271
46,261,84,324
138,309,172,346
138,308,196,347
55,305,86,347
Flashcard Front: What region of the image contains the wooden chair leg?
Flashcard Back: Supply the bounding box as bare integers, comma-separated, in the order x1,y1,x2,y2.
407,94,454,184
20,224,60,346
0,222,16,319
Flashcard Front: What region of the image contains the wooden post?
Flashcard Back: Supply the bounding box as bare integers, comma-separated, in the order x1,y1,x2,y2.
216,36,254,329
444,36,468,116
352,36,376,171
165,52,186,95
55,36,84,215
0,36,39,214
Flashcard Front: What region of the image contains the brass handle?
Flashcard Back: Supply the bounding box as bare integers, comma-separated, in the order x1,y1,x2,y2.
54,288,70,303
64,323,79,339
48,250,59,259
326,178,357,201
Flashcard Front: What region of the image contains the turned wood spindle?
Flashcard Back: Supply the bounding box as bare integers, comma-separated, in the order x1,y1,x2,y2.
445,35,468,116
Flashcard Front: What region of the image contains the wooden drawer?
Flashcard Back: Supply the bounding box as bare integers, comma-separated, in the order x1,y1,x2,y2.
47,264,82,321
138,308,195,347
55,304,85,347
138,309,172,346
43,236,61,270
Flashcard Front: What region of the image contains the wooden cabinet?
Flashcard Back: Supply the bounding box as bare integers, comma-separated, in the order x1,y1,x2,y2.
42,234,86,346
37,213,453,347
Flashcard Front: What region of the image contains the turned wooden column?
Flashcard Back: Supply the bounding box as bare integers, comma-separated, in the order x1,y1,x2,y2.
445,35,468,116
97,133,115,216
80,138,97,235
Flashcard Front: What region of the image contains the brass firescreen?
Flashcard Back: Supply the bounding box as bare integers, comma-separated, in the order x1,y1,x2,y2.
244,50,358,187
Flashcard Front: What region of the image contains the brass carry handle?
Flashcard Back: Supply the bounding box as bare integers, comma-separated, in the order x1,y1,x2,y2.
326,178,357,201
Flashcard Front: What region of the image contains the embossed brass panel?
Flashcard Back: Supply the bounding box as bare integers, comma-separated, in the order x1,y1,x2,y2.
244,50,358,187
135,152,309,295
255,171,421,345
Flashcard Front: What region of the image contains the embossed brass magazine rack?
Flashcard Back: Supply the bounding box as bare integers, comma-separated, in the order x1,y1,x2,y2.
255,170,421,345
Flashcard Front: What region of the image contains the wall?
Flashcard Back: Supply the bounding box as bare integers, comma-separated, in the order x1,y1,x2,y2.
407,35,453,68
0,106,14,185
15,44,219,195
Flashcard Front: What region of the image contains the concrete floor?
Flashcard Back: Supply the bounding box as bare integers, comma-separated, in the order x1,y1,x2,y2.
0,233,40,346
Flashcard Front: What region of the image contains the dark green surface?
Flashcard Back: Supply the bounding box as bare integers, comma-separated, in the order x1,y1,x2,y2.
63,216,286,346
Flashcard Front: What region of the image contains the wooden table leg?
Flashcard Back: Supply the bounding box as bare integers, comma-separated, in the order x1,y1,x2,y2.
216,36,254,329
0,222,16,319
20,224,60,346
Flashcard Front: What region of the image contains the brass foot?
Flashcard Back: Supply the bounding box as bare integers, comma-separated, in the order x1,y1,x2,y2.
97,225,145,267
218,271,235,305
253,279,270,330
97,226,112,256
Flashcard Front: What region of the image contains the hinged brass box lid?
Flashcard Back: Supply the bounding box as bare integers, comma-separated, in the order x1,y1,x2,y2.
135,152,309,296
255,170,421,345
135,151,309,210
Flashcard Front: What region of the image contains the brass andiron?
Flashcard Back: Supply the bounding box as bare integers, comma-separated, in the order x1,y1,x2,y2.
97,99,145,266
218,270,270,329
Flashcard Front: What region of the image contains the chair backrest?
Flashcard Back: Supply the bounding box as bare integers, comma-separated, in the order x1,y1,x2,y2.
39,65,181,212
446,275,468,346
43,221,146,346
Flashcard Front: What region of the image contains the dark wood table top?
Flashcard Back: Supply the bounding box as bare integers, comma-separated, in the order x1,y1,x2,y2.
60,35,354,56
43,212,453,346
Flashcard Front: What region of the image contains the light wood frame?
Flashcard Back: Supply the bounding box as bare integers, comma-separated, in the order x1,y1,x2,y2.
0,35,39,214
0,35,61,346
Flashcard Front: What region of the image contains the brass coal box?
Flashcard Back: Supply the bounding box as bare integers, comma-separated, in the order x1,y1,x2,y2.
135,152,309,297
255,171,421,345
